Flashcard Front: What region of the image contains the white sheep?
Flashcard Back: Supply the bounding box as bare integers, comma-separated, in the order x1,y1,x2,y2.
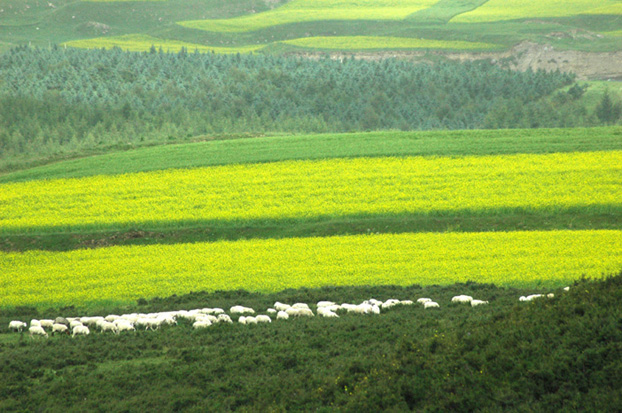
317,308,339,318
519,294,543,302
100,322,119,334
255,315,271,323
238,316,248,325
400,300,414,306
230,305,255,315
29,325,48,338
116,322,135,333
245,316,258,324
285,307,314,317
563,286,570,292
317,301,336,308
9,321,27,332
39,319,54,329
193,320,212,329
52,323,69,334
105,315,120,322
547,293,555,298
451,295,473,304
267,308,277,314
217,314,233,323
417,298,432,304
70,320,83,330
424,301,440,309
72,326,90,337
276,311,289,320
30,319,41,327
292,303,310,310
381,299,401,309
274,302,291,311
470,300,489,307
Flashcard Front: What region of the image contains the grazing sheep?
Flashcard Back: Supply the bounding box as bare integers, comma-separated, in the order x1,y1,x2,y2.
274,302,291,311
72,326,90,337
116,322,135,333
276,311,289,320
381,299,400,310
39,319,54,329
100,322,119,334
29,326,48,338
255,315,271,323
30,319,41,327
417,298,432,304
563,286,570,292
52,323,69,334
217,314,233,323
470,300,489,307
245,316,258,324
400,300,414,306
424,301,440,309
267,308,277,314
9,321,27,332
193,320,212,329
285,307,314,317
317,301,336,308
547,293,555,298
69,320,83,330
238,316,248,325
451,295,473,304
317,308,339,318
230,306,255,315
292,303,310,310
520,294,543,302
105,315,121,323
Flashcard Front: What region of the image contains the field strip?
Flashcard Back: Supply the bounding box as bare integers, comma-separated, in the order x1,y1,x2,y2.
1,230,621,307
1,151,620,235
280,36,500,50
179,0,438,33
63,34,264,54
451,0,620,22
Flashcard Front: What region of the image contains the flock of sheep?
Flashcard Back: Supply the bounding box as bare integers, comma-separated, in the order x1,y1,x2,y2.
8,289,567,338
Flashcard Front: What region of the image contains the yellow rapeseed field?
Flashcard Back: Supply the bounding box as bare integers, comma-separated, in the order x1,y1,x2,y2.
1,230,620,307
1,151,620,234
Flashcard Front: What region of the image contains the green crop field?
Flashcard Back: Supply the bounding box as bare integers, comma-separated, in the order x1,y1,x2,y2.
280,36,500,51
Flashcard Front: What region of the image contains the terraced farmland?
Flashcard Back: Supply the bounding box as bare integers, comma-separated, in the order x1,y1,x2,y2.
1,128,621,309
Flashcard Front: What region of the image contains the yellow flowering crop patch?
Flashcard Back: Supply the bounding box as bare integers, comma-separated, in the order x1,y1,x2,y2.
63,34,264,54
281,36,500,50
1,151,620,235
1,230,620,307
180,0,437,33
451,0,620,23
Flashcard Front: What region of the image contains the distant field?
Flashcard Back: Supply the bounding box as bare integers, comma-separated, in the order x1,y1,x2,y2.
2,151,619,235
63,34,263,54
180,0,438,32
2,230,620,307
281,36,500,50
452,0,621,22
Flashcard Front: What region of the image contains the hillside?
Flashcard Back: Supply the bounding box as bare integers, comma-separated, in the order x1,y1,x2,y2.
1,0,622,78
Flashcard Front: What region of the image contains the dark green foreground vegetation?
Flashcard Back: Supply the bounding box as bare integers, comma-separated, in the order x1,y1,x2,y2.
1,273,620,411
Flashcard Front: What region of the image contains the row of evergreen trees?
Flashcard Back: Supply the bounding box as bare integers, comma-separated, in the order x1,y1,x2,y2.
0,45,605,167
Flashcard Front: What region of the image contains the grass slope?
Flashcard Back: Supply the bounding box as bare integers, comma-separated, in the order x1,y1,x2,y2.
1,273,620,411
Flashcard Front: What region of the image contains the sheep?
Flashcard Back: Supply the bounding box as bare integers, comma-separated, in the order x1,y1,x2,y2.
274,302,291,311
424,301,440,309
292,303,310,310
217,314,233,323
563,286,570,292
267,308,277,314
104,315,121,323
100,322,119,334
417,298,432,304
30,319,41,327
366,299,384,307
381,299,400,309
255,315,271,323
69,320,83,330
276,311,289,320
81,316,105,326
116,322,135,333
451,295,473,304
52,323,69,334
9,321,27,332
72,326,90,337
285,307,314,317
519,294,543,302
317,307,339,318
400,300,414,306
547,293,555,298
39,319,54,329
193,320,212,329
230,306,255,315
317,301,336,308
470,300,489,307
29,326,48,338
238,316,247,325
245,316,258,324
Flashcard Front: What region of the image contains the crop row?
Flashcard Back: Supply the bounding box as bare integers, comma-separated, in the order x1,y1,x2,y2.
281,36,499,50
1,151,620,234
452,0,618,23
1,230,620,308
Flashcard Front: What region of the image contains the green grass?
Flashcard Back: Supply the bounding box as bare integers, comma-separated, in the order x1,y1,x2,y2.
3,127,621,183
